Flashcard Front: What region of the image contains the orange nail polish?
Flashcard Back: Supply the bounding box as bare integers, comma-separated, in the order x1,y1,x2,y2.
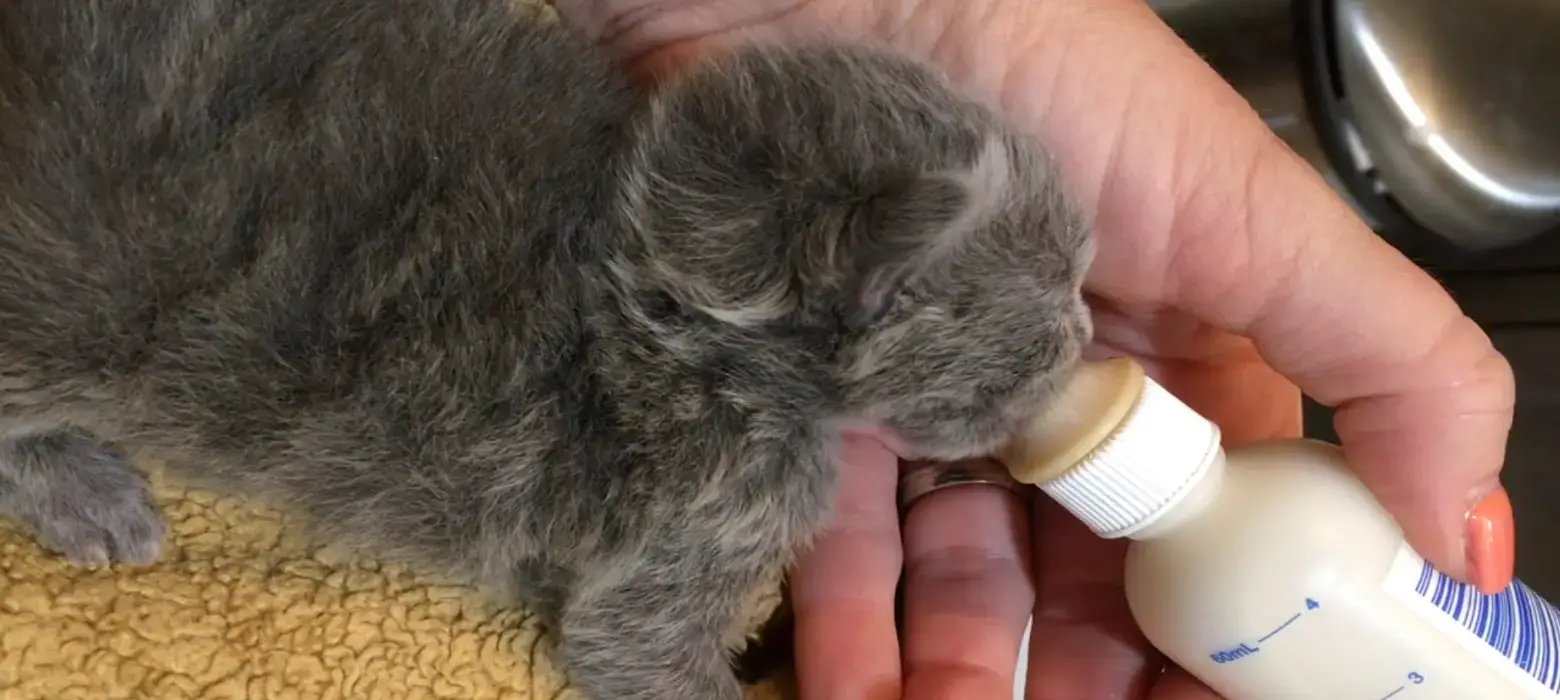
1466,488,1515,596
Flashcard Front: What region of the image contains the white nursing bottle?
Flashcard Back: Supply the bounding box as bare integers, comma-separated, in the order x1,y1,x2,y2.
999,358,1560,699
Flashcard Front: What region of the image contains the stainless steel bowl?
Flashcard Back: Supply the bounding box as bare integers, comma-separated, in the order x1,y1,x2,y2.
1152,0,1560,261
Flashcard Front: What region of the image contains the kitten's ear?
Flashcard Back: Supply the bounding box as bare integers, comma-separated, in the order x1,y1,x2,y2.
842,143,1010,330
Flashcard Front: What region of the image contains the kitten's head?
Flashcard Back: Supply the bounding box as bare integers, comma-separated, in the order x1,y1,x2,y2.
614,44,1094,461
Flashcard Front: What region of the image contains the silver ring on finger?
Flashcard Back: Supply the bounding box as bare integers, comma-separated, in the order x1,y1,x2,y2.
897,456,1029,514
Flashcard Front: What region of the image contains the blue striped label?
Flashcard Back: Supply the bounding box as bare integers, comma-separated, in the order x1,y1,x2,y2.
1395,548,1560,693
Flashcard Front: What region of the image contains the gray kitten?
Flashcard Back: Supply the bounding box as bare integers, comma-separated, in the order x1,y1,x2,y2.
0,0,1093,698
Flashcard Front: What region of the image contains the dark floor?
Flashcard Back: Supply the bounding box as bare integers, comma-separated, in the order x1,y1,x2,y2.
1303,233,1560,598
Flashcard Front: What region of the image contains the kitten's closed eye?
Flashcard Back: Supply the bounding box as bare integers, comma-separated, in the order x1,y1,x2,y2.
638,289,681,323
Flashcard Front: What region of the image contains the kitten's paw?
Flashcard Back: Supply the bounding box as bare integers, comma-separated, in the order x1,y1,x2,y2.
32,488,166,566
0,430,166,566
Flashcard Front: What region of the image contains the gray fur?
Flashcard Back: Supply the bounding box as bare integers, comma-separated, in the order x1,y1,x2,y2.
0,1,1093,698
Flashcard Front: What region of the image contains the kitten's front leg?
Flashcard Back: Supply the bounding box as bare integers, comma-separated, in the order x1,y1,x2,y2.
0,425,166,566
557,543,784,700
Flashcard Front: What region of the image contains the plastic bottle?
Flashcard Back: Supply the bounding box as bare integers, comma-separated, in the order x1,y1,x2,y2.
997,357,1560,699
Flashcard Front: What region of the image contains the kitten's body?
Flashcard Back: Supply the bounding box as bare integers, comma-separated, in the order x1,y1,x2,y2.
0,1,1092,698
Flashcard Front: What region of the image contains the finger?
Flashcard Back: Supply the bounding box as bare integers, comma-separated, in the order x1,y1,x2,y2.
1149,666,1224,700
1083,316,1303,445
982,0,1514,589
1026,498,1161,700
1147,354,1301,445
790,434,905,700
901,478,1035,700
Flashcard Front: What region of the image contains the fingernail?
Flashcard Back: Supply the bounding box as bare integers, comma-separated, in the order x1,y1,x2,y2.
1466,487,1515,595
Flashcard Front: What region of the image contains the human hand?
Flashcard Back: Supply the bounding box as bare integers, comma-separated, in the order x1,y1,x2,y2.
551,0,1518,697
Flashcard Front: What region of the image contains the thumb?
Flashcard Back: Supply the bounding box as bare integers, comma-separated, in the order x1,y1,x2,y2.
1151,49,1516,597
986,0,1517,592
1198,191,1515,594
1088,24,1516,593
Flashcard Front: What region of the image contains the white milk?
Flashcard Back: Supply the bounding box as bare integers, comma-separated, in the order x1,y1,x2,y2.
1000,358,1560,699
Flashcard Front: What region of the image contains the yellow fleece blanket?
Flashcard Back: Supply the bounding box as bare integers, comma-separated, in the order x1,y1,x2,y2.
0,463,789,699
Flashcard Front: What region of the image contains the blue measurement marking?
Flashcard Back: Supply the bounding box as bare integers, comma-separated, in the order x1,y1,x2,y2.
1375,671,1426,699
1209,643,1260,664
1258,613,1302,643
1210,600,1320,664
1410,558,1560,690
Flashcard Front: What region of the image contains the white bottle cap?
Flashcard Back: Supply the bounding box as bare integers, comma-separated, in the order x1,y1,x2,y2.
999,358,1224,539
